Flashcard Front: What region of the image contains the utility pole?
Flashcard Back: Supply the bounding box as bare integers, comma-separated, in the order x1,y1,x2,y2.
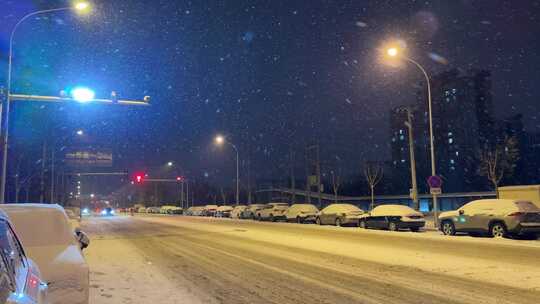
305,145,321,206
397,107,419,210
39,141,46,203
50,147,55,203
290,149,296,204
316,145,322,207
305,148,311,203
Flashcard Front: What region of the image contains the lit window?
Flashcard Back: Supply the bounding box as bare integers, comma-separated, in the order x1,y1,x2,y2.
392,137,396,142
445,90,450,96
450,159,455,164
400,135,405,140
401,159,406,163
456,151,459,156
452,88,457,94
450,166,456,171
448,132,453,136
399,129,403,134
449,138,454,144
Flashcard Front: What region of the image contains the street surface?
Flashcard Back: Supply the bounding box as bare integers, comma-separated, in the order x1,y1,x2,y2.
83,215,540,304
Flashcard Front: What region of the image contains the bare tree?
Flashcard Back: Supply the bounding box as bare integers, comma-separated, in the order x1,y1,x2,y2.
479,136,519,197
364,162,383,210
220,188,227,205
330,169,341,203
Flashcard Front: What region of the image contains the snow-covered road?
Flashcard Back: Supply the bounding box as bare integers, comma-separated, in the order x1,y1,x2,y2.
82,215,540,304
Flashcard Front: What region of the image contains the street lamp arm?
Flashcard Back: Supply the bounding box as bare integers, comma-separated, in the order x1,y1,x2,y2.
402,56,431,90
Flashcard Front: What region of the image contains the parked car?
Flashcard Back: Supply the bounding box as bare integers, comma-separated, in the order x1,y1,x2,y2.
0,209,49,304
256,203,289,221
285,204,319,223
160,205,182,214
0,204,90,304
316,204,364,227
137,207,147,213
202,205,219,216
240,204,266,219
439,199,540,238
215,206,234,218
190,206,205,216
146,207,161,214
230,205,247,219
358,204,425,231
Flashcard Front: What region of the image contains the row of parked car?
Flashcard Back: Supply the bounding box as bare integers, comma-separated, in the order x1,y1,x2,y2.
0,204,90,304
132,205,183,214
184,202,426,231
182,198,540,238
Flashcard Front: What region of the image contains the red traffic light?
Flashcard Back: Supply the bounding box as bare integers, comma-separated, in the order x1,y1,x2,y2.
176,176,184,182
133,172,145,183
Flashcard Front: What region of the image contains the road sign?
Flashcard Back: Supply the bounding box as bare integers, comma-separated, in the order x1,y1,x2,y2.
427,175,442,188
430,187,442,195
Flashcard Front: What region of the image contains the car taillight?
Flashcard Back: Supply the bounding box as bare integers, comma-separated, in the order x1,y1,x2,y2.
507,212,524,217
25,271,40,300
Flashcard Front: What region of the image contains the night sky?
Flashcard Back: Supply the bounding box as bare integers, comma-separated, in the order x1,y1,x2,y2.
1,0,539,187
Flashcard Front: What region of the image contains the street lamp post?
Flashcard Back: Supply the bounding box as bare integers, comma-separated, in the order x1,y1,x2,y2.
0,2,91,204
397,107,419,210
387,47,438,225
215,135,239,205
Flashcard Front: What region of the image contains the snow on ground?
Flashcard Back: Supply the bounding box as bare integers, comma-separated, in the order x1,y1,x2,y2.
83,218,209,304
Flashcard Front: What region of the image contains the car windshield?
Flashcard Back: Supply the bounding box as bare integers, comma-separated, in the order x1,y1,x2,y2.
515,201,540,212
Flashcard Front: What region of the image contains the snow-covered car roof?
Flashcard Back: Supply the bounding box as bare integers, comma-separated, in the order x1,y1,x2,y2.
0,204,74,247
216,206,234,211
322,204,363,213
370,204,422,217
462,199,539,212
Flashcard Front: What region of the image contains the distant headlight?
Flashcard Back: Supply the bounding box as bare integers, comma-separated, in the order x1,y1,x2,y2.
111,210,115,214
101,210,107,215
82,208,89,214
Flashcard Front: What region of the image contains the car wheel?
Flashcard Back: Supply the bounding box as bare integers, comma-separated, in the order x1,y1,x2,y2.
359,220,367,229
269,214,275,222
388,222,398,231
296,216,303,224
335,218,342,227
441,221,456,236
316,217,322,225
490,222,507,238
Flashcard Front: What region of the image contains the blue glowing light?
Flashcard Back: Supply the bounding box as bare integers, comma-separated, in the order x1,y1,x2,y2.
71,87,95,103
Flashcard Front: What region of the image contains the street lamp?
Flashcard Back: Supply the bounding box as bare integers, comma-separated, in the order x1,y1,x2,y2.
385,45,438,224
0,2,92,204
167,161,174,167
76,130,84,136
214,135,240,205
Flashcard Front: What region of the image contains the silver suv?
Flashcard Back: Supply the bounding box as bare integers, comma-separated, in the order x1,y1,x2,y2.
439,199,540,238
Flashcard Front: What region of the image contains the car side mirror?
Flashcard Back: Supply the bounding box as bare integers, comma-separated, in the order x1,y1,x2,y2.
458,209,464,215
74,228,90,250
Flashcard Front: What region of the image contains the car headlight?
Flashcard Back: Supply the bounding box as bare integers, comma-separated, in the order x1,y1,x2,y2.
101,210,106,215
82,208,89,214
111,210,115,214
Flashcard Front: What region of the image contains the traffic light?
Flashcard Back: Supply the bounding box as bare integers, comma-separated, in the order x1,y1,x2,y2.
133,172,145,184
176,176,184,182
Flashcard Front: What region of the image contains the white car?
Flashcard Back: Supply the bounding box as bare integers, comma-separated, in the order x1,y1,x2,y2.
0,209,48,304
0,204,90,304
